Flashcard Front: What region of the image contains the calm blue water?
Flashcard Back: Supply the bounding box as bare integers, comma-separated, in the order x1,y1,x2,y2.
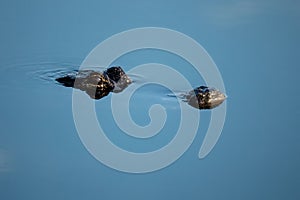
0,0,299,200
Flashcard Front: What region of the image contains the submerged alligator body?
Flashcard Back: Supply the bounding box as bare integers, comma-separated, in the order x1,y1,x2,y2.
56,66,226,109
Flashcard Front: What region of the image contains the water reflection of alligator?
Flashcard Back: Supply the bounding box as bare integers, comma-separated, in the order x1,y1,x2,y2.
56,66,226,109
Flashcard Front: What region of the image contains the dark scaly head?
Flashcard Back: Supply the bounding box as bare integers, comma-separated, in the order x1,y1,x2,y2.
104,66,132,92
186,86,226,109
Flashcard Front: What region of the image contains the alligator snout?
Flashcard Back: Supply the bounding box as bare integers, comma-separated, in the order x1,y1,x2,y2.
185,86,226,109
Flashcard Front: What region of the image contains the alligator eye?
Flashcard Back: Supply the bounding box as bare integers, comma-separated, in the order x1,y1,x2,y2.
203,88,209,93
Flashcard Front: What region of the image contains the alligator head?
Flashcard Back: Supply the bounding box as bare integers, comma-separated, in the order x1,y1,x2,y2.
185,86,226,109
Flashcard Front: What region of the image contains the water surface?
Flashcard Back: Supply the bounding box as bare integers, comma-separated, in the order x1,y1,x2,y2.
0,0,299,200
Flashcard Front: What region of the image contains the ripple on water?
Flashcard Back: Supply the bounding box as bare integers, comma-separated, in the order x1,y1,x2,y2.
0,59,184,107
